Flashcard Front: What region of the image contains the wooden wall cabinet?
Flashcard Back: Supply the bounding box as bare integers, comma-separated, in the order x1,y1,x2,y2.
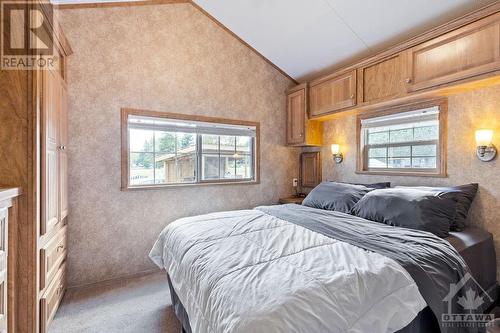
286,84,322,146
300,152,321,188
357,53,406,104
406,12,500,92
309,70,356,117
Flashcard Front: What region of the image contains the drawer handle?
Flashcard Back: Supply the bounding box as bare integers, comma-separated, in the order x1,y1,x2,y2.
57,245,65,252
405,77,412,83
350,94,355,99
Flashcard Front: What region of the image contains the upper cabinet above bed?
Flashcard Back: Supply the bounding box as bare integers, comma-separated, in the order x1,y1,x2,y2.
287,4,500,122
405,13,500,92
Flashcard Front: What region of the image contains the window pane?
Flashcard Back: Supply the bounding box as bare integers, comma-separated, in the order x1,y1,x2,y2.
368,132,389,144
155,160,166,184
236,136,252,153
130,153,154,185
368,148,386,158
155,131,176,154
388,158,411,168
414,125,438,141
388,146,411,157
412,157,436,168
220,135,236,150
202,155,220,180
130,129,154,152
368,158,387,168
235,154,252,179
389,128,413,143
175,153,196,183
177,132,196,151
412,145,436,156
220,156,236,179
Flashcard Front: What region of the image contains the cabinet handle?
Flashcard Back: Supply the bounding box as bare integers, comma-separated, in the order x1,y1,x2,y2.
350,94,355,99
58,145,66,150
57,245,65,252
405,78,412,83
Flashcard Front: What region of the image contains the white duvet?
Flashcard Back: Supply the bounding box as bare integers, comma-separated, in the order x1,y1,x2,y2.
150,208,426,333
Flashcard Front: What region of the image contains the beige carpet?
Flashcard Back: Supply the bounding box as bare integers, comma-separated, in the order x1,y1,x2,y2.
50,271,182,333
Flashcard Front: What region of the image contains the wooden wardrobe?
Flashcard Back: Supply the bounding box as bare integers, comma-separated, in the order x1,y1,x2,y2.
0,2,72,332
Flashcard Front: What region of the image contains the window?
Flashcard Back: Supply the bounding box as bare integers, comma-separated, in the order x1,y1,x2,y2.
357,100,447,176
121,109,259,189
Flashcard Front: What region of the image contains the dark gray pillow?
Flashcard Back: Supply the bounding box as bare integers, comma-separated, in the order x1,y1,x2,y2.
302,182,373,213
350,188,457,238
347,182,391,189
396,184,478,231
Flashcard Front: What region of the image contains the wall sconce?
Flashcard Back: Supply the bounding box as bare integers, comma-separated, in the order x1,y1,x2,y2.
331,144,343,164
475,129,496,162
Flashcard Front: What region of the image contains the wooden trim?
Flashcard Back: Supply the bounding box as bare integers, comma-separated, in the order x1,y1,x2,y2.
53,0,189,9
356,98,448,177
121,108,261,190
189,2,298,84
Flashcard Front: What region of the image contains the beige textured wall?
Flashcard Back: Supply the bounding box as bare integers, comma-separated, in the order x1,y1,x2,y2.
321,85,500,277
59,4,298,287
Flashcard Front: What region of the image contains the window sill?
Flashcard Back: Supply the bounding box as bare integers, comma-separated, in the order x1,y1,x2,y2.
355,170,447,178
121,180,260,191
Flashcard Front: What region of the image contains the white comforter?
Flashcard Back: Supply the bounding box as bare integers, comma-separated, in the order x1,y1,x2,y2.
150,208,426,333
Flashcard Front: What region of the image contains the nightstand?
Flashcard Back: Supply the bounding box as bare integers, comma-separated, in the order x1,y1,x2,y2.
279,196,305,205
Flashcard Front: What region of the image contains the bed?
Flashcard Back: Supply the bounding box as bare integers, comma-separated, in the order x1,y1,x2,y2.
150,203,497,333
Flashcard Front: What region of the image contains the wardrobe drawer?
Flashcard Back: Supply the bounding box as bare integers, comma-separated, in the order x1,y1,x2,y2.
40,225,67,291
40,263,65,333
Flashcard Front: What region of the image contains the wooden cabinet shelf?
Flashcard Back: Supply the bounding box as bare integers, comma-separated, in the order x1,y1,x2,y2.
406,12,500,92
310,70,356,117
286,84,322,146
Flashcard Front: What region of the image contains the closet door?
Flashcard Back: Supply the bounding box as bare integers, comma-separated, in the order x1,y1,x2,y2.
41,70,60,236
59,82,68,222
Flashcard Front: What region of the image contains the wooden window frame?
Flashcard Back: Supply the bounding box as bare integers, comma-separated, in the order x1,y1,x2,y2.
121,108,260,190
356,99,447,177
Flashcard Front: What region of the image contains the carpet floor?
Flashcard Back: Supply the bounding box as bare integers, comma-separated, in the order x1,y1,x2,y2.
50,271,181,333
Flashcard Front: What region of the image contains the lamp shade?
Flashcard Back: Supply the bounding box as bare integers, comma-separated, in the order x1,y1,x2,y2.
331,144,340,155
475,129,493,147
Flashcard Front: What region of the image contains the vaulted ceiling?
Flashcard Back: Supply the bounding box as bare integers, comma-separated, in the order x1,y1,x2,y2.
192,0,497,81
53,0,498,81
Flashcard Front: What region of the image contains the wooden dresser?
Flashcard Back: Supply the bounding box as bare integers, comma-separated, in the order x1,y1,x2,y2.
0,188,21,333
0,2,71,332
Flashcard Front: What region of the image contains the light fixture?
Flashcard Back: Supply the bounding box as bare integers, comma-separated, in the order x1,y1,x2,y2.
331,144,343,164
475,129,496,162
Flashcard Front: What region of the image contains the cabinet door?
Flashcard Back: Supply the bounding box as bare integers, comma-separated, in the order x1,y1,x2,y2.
358,53,405,104
309,70,356,117
407,13,500,92
59,82,68,222
41,70,60,236
300,152,321,188
286,89,306,145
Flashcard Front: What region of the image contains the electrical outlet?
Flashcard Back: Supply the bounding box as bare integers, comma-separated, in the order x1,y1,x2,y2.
292,178,298,187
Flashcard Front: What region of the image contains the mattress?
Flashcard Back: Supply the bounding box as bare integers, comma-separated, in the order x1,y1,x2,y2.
157,213,497,333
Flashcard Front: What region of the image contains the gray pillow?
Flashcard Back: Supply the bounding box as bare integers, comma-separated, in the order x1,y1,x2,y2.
396,184,478,231
350,188,457,238
302,182,373,213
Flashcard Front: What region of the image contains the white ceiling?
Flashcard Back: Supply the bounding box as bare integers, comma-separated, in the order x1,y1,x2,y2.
193,0,497,81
